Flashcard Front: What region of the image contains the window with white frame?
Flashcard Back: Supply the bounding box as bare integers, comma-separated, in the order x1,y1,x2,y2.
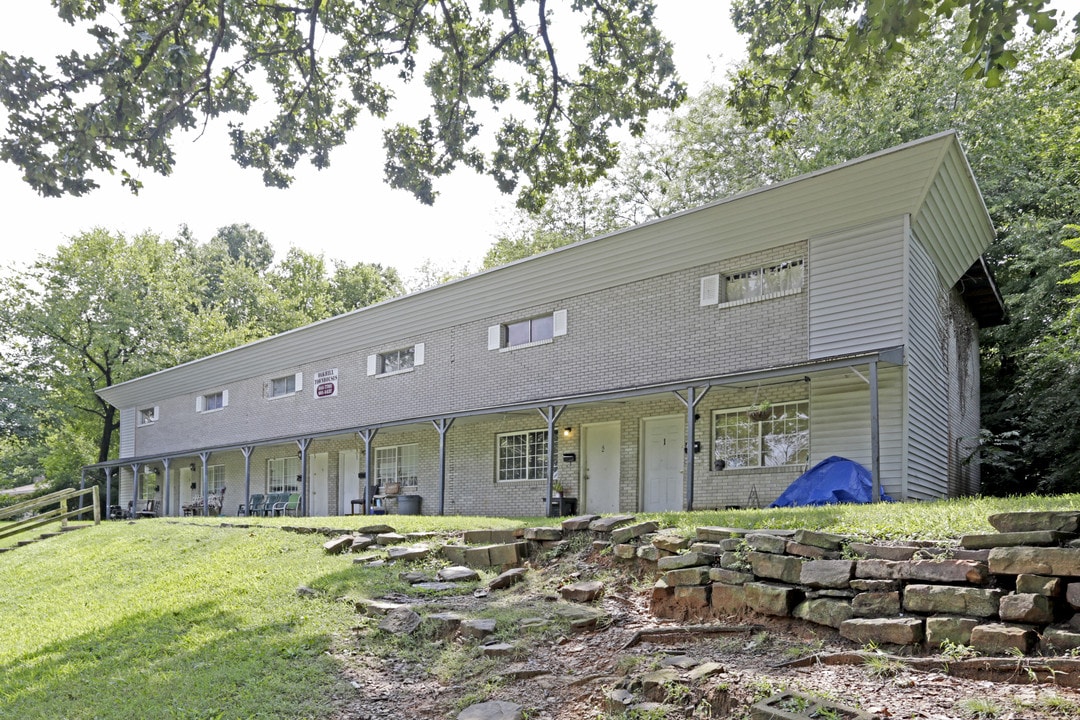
206,464,226,493
268,373,302,398
196,390,228,413
713,401,809,469
374,444,419,485
138,406,159,426
139,470,160,499
723,259,804,304
367,344,425,376
489,310,567,351
267,456,300,493
497,430,554,481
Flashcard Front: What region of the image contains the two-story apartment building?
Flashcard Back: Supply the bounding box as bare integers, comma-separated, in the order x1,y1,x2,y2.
89,131,1005,518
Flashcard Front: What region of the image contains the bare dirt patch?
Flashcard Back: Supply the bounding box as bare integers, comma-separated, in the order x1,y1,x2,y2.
329,545,1080,719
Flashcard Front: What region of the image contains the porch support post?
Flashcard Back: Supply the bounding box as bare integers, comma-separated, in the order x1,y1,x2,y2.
129,463,142,518
79,468,86,511
432,418,454,516
358,429,378,514
296,438,312,516
538,405,566,516
241,446,254,516
674,386,709,511
199,451,211,515
869,360,881,503
161,457,172,516
105,468,113,514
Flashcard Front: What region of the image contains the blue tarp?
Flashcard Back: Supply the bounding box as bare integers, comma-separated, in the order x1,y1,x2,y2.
768,455,894,507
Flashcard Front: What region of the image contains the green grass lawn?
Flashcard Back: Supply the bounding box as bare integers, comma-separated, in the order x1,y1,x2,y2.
3,495,1080,718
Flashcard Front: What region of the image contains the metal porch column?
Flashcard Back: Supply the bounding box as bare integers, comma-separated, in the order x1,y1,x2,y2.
869,360,881,502
538,406,565,515
199,451,211,515
241,446,254,516
674,386,709,511
296,438,312,516
79,469,86,511
432,418,454,515
161,458,172,516
129,463,142,518
358,429,378,514
105,468,113,514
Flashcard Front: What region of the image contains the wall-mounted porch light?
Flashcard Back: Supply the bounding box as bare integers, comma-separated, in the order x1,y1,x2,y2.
562,427,572,438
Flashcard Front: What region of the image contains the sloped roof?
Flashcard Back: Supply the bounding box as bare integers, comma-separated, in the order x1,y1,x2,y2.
98,131,998,409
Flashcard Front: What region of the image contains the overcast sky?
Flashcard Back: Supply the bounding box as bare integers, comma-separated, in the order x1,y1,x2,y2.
0,4,744,279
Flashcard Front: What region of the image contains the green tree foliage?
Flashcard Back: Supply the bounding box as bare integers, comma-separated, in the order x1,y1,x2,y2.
0,230,199,468
0,225,405,490
0,1,684,211
728,0,1079,125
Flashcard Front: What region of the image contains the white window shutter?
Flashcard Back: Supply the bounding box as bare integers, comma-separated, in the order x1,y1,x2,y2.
414,343,425,366
294,373,303,392
196,396,204,412
553,309,568,337
222,390,229,407
487,325,502,350
700,275,720,306
367,354,378,376
151,406,159,422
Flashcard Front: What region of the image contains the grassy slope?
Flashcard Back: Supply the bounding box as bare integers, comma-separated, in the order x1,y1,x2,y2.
3,496,1080,718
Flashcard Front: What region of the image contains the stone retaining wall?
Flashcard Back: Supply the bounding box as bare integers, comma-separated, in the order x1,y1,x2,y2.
611,511,1080,656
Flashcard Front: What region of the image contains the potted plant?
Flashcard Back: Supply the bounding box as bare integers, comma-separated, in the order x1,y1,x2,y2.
552,482,565,498
747,400,773,422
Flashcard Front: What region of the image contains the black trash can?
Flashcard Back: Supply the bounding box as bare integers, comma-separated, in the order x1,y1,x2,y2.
397,494,422,515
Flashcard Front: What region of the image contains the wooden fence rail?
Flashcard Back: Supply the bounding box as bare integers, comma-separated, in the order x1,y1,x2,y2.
0,486,100,541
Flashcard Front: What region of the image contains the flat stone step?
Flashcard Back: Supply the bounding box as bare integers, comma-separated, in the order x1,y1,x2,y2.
961,531,1073,549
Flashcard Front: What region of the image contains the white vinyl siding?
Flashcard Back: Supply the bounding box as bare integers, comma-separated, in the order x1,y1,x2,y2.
120,408,136,458
904,234,950,499
808,217,906,358
808,367,904,500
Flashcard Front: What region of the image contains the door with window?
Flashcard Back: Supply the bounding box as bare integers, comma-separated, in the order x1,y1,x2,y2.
309,452,328,516
642,415,684,512
583,422,620,514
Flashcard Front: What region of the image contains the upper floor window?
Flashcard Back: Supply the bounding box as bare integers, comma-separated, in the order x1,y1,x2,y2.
496,429,555,481
713,400,809,469
489,310,567,351
700,259,805,307
268,373,302,398
725,259,804,303
368,343,425,376
196,390,228,413
138,406,159,426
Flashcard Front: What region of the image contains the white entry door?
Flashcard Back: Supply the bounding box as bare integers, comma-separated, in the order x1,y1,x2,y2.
338,450,360,515
309,452,329,516
583,422,621,514
177,466,196,516
642,415,684,512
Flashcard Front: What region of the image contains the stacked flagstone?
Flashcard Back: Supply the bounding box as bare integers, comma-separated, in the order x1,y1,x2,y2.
633,511,1080,656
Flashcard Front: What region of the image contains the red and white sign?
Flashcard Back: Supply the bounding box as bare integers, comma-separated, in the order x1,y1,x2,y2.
314,368,338,398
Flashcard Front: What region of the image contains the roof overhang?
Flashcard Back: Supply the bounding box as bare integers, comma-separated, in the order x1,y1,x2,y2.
956,256,1007,328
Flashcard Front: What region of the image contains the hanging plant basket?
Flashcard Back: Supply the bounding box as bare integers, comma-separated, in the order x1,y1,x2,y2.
747,404,773,422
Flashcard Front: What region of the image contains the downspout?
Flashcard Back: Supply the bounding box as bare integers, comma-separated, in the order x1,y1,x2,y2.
870,360,881,502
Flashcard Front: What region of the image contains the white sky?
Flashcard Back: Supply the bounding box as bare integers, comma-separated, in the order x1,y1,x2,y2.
0,3,743,279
